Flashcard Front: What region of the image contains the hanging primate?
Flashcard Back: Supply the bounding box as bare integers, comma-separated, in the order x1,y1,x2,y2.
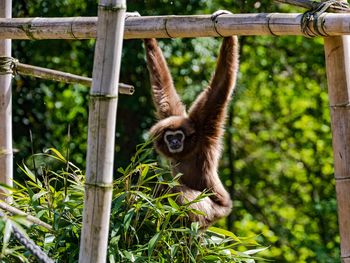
144,33,239,227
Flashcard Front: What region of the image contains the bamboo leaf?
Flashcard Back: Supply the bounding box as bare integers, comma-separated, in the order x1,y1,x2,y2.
243,247,269,255
201,255,221,261
167,197,179,209
21,163,42,187
207,227,241,242
45,148,66,162
2,220,12,251
123,209,134,232
148,232,161,257
141,165,149,179
113,193,126,211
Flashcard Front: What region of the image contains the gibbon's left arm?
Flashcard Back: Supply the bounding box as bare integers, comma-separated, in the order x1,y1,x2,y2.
189,36,239,137
144,39,186,119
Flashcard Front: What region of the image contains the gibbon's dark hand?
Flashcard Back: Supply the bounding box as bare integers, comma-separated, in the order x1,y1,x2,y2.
211,10,233,21
125,11,141,20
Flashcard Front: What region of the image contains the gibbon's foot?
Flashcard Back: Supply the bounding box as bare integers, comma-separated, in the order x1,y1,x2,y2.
211,10,233,21
125,11,141,20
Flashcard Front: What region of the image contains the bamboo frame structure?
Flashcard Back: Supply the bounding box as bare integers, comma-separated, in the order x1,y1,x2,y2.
0,0,12,201
15,62,134,95
324,36,350,263
1,13,350,39
0,1,349,261
78,0,126,262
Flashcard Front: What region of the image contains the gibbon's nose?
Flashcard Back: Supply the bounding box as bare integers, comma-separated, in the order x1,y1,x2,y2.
170,140,182,149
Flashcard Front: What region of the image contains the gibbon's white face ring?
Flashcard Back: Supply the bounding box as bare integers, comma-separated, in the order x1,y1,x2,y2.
164,130,185,153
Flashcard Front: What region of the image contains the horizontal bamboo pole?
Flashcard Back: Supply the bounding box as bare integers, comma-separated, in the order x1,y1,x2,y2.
0,201,52,230
2,13,350,39
15,62,134,95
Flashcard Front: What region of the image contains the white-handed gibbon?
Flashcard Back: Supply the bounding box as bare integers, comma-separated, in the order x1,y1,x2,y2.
144,34,239,227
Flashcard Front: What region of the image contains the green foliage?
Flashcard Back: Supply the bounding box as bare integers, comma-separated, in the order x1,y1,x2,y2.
0,147,264,262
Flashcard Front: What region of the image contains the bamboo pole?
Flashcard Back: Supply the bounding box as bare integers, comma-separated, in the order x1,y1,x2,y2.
2,13,350,39
0,0,12,201
15,62,134,95
79,0,126,262
0,201,52,230
324,36,350,263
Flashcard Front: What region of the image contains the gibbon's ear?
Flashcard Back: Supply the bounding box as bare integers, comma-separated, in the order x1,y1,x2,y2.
144,38,186,119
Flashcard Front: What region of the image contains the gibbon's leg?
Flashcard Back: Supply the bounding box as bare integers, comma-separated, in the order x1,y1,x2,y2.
173,185,232,226
144,39,186,119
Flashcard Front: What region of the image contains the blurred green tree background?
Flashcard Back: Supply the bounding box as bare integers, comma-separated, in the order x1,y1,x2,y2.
11,0,338,262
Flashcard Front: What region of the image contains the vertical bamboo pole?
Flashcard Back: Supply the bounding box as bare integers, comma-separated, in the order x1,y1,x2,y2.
0,0,12,200
79,1,126,262
324,36,350,263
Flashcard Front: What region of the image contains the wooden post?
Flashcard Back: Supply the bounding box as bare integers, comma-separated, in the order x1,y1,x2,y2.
0,0,12,200
78,0,126,262
324,36,350,263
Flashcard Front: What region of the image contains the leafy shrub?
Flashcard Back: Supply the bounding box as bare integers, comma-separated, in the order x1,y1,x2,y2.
0,144,265,262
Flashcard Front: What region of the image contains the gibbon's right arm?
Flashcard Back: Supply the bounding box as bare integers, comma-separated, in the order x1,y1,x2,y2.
144,39,186,119
189,36,239,136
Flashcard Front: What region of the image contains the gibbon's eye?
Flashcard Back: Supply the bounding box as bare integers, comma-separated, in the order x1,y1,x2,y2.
164,130,185,153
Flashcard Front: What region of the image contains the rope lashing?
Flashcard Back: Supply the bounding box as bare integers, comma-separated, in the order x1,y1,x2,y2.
301,0,350,37
211,11,230,37
0,56,18,75
0,211,54,263
12,226,54,263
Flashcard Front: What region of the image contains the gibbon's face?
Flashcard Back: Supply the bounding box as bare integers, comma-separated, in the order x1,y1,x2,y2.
150,116,197,159
164,130,185,153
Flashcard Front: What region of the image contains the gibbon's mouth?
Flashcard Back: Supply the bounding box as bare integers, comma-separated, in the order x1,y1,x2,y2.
168,145,184,153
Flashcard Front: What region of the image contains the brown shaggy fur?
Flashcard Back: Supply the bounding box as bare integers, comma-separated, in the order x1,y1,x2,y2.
144,36,239,227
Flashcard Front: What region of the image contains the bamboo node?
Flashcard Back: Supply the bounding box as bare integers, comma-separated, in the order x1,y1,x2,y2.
0,56,17,75
267,13,278,36
0,148,13,157
164,18,173,38
84,182,113,189
89,93,119,100
70,17,79,40
335,176,350,181
330,102,350,108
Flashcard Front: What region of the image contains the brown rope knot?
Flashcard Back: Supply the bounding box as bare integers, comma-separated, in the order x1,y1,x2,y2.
301,0,350,37
0,57,19,75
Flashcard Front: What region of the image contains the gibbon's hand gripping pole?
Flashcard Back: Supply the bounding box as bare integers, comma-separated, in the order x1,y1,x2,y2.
324,36,350,263
79,1,126,263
